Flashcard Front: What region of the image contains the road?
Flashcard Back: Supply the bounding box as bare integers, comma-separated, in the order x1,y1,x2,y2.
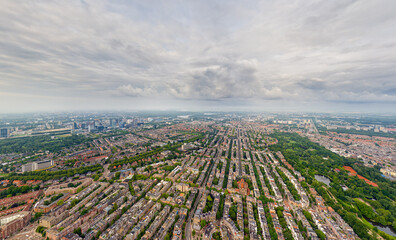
102,163,110,179
237,128,242,176
186,189,202,240
186,146,220,240
220,220,234,240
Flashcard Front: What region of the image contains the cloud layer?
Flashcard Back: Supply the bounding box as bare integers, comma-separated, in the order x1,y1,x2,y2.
0,0,396,112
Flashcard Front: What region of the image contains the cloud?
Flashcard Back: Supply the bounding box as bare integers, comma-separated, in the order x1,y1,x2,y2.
115,84,156,97
297,78,326,91
0,0,396,112
172,59,261,99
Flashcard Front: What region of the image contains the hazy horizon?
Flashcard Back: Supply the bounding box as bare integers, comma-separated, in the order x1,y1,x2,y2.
1,0,396,113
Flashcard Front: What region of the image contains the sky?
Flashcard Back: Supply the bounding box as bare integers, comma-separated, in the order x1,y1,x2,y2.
0,0,396,113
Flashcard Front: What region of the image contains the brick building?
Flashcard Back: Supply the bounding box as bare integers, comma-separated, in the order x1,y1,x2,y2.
0,211,31,239
238,178,250,196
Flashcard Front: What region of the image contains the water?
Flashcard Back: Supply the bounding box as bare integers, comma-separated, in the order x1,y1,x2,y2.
364,217,396,237
314,175,331,186
313,174,396,237
382,174,396,181
374,224,396,237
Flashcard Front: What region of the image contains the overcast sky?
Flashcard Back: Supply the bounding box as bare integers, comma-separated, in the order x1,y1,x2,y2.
1,0,395,113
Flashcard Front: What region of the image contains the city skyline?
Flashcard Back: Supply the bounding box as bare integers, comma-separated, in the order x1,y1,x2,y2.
0,113,395,239
1,0,396,113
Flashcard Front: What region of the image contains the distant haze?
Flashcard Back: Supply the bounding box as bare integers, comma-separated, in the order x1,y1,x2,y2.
1,1,396,113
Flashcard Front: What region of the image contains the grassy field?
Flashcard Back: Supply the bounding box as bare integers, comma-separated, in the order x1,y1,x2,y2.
0,173,9,179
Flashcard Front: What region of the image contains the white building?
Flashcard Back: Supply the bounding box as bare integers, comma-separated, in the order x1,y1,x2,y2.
22,160,54,173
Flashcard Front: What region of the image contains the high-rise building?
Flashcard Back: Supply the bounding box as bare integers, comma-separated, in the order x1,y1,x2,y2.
22,164,33,173
0,128,8,138
21,160,54,173
34,160,53,170
110,119,117,127
88,124,94,132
